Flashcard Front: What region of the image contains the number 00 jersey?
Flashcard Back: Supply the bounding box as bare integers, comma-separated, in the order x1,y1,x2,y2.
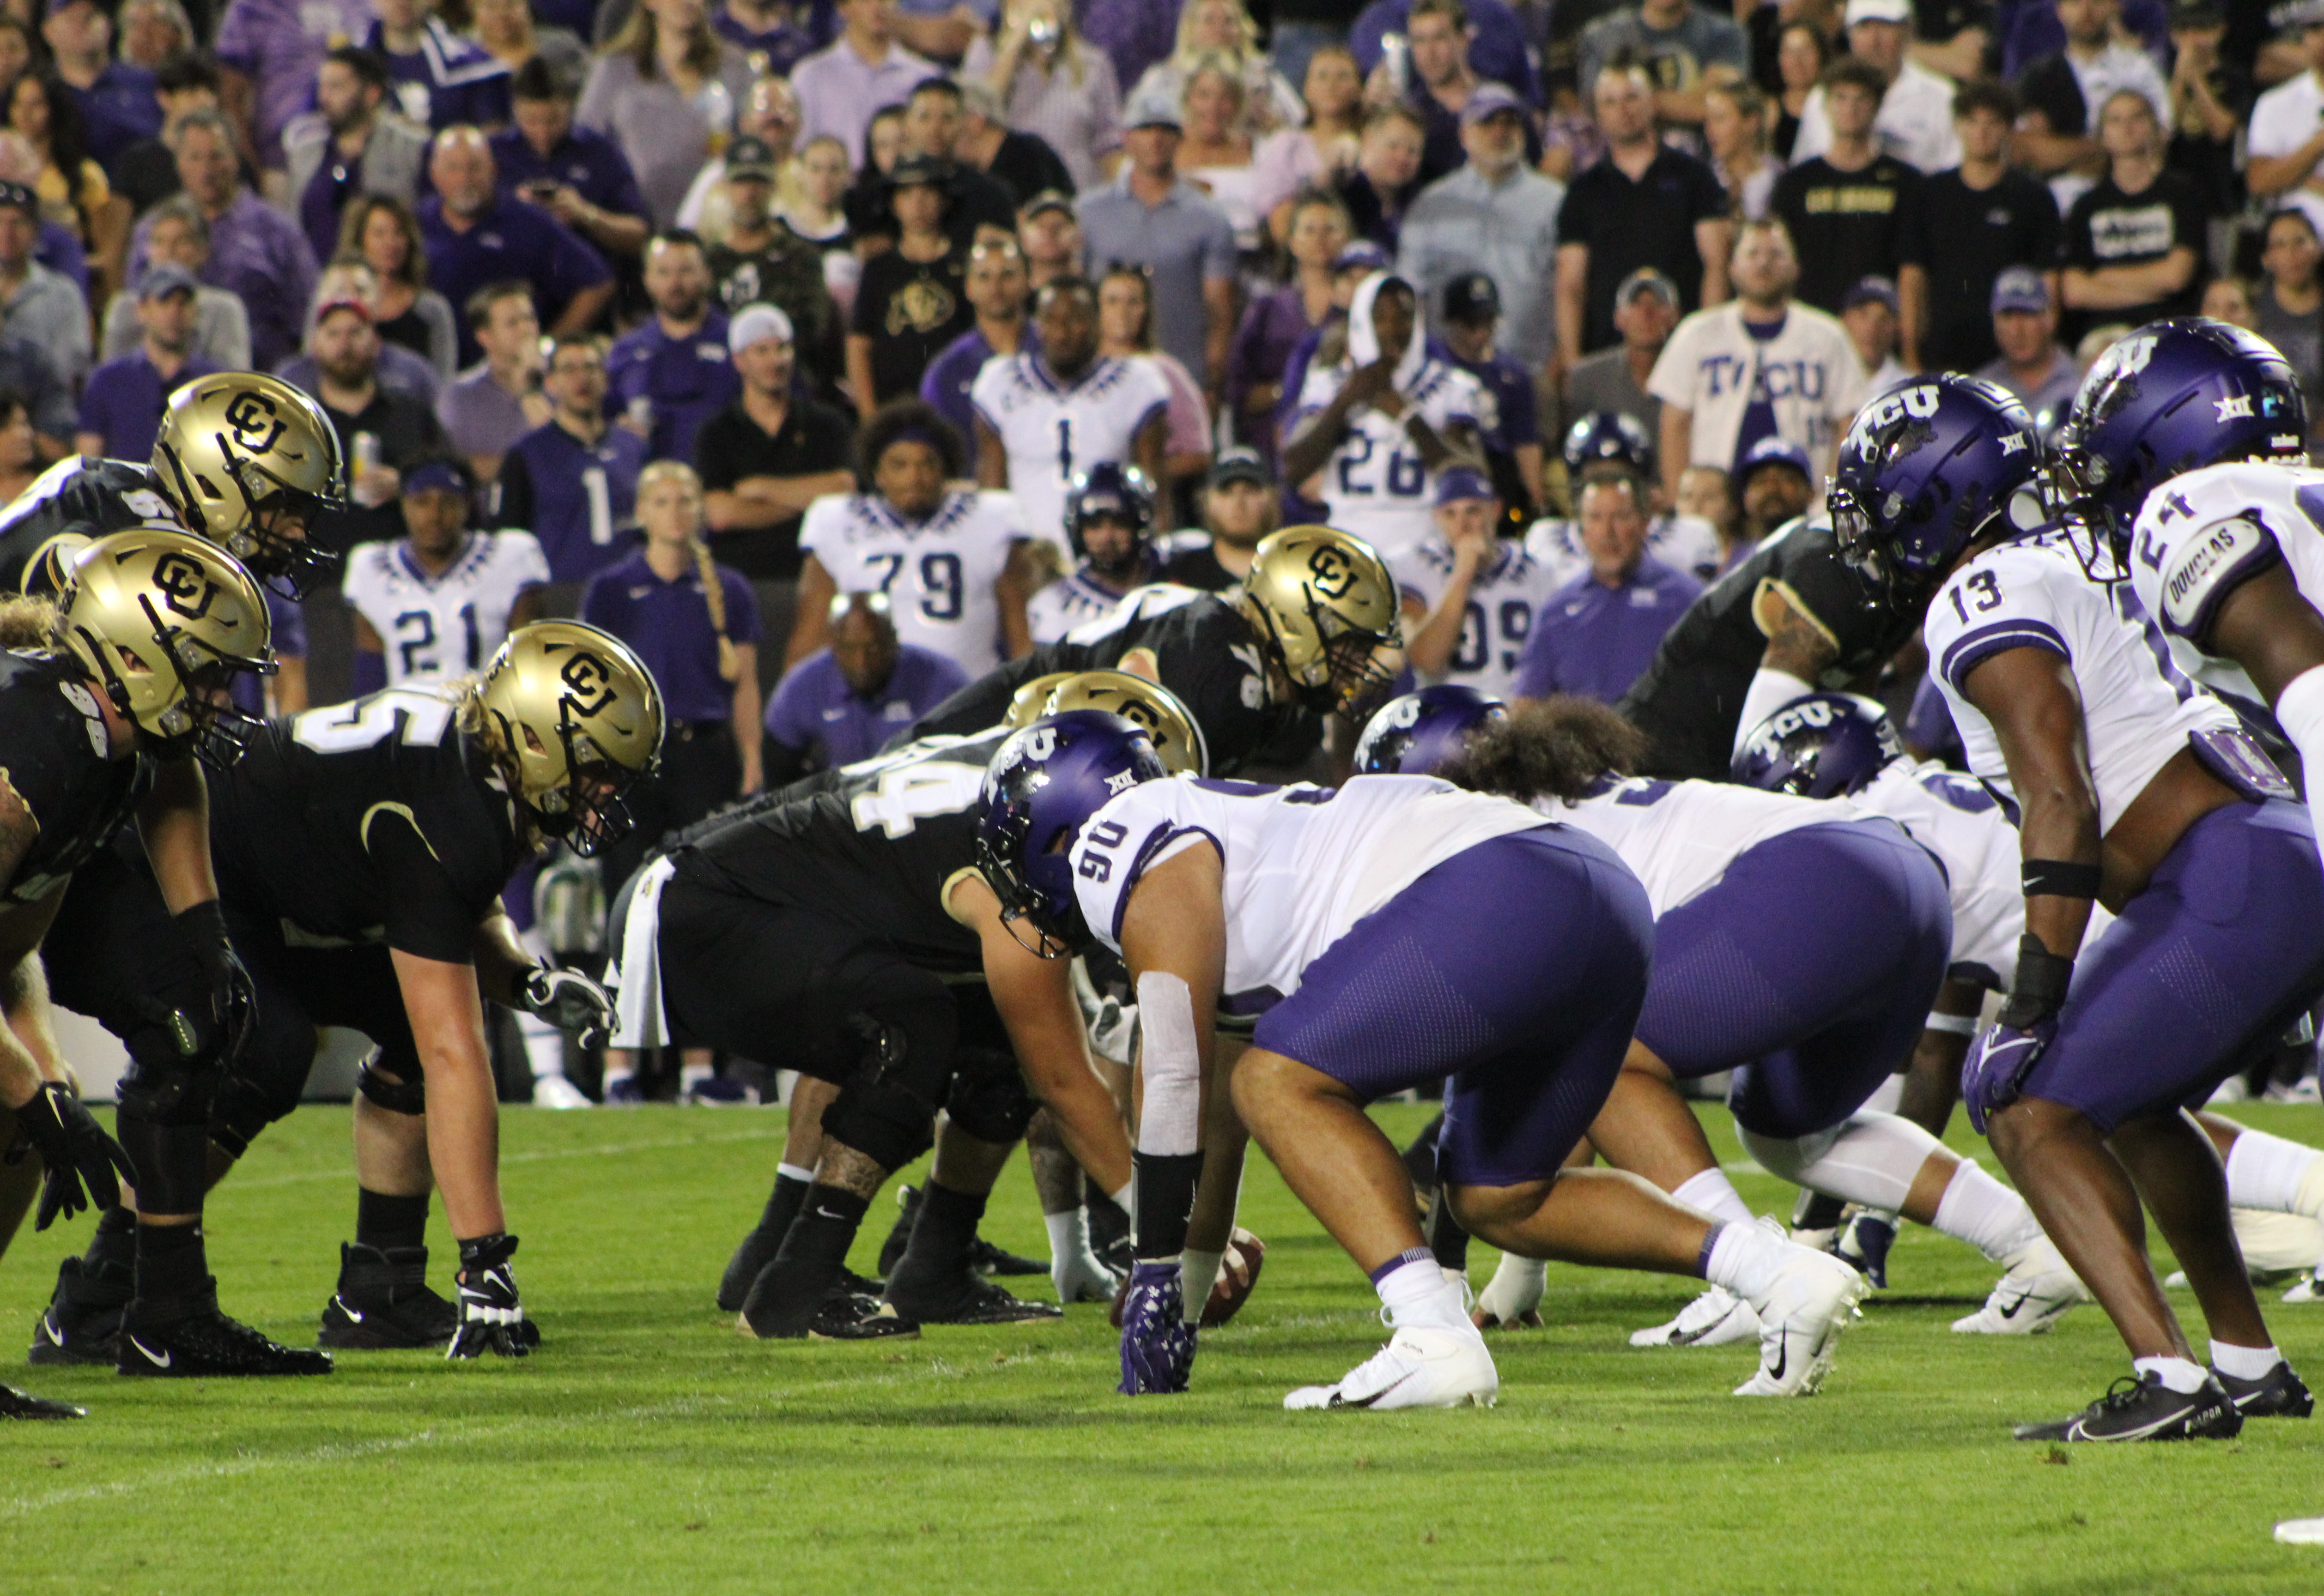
1392,535,1566,699
799,488,1030,680
342,532,550,687
0,649,148,906
0,455,188,592
2126,461,2324,702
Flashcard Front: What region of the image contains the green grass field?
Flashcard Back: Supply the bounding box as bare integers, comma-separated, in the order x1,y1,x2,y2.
6,1100,2324,1595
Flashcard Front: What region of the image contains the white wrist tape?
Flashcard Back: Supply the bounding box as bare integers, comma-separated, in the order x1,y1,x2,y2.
1135,971,1203,1157
1923,1013,1979,1036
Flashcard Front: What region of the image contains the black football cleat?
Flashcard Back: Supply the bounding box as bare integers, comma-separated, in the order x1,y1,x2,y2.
2012,1372,2243,1442
739,1256,919,1341
28,1255,132,1367
318,1243,458,1349
118,1288,334,1378
0,1382,84,1419
885,1267,1063,1326
2215,1360,2316,1419
808,1295,920,1342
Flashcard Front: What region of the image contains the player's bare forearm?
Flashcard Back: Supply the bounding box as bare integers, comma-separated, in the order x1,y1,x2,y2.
731,642,763,793
1964,646,2099,960
136,756,218,917
1118,846,1228,1130
996,542,1039,660
392,949,504,1237
1658,406,1691,504
1757,585,1840,681
1697,220,1732,305
469,911,533,1005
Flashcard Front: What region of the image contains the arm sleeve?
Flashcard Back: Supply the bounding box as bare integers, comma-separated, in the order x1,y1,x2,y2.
364,810,489,963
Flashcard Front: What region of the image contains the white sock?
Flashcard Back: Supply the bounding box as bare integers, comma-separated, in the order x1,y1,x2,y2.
1859,1074,1905,1114
1109,1180,1133,1213
2210,1340,2284,1380
1703,1221,1791,1302
1931,1159,2044,1261
1375,1254,1471,1332
1044,1206,1088,1265
1179,1248,1223,1324
1672,1168,1754,1227
2132,1354,2209,1394
2223,1128,2324,1217
777,1162,816,1185
516,1010,566,1081
603,1065,637,1087
1739,1113,1933,1215
679,1060,713,1091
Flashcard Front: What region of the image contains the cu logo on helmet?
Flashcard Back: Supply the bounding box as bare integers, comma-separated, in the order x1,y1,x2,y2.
151,551,219,620
558,651,615,716
221,391,285,453
1306,544,1354,598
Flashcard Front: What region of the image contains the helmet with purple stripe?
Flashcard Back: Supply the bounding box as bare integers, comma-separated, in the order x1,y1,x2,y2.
976,710,1167,955
1563,411,1656,478
1352,684,1507,776
1731,692,1904,798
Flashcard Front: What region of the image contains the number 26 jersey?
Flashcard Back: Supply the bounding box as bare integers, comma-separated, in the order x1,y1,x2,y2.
799,489,1029,680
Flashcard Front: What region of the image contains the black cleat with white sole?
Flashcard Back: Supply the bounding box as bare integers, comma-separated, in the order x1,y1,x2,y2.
118,1287,334,1378
878,1185,1045,1279
1,1382,85,1419
885,1267,1063,1326
2215,1360,2315,1418
317,1243,460,1349
2012,1372,2242,1441
28,1255,131,1366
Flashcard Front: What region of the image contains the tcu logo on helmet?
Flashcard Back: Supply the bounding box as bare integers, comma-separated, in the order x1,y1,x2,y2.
557,650,616,717
151,551,219,620
221,390,285,454
1859,386,1943,434
1306,544,1354,598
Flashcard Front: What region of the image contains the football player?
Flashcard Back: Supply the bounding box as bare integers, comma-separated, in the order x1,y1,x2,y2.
1525,414,1723,586
0,531,274,1416
342,457,549,691
980,711,1865,1405
31,623,661,1372
1026,464,1166,644
0,372,347,597
1395,466,1565,701
1837,371,2323,1440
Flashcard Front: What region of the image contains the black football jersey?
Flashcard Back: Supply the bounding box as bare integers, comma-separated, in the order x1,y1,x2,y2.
208,688,529,963
0,456,186,592
1616,518,1915,781
674,729,1007,973
904,587,1307,775
0,649,148,905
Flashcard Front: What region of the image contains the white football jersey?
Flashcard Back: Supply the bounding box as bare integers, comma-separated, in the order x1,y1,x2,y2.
1853,758,2026,991
1393,535,1566,699
1925,530,2234,831
1293,355,1485,565
799,489,1030,678
1027,565,1141,645
1531,775,1869,918
1523,513,1726,590
970,353,1171,559
342,531,548,686
1068,774,1544,1013
2124,460,2324,703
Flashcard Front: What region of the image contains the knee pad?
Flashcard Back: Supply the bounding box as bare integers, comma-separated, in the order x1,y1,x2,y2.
113,1023,223,1131
357,1051,427,1117
946,1048,1035,1144
1735,1122,1840,1187
823,1073,939,1171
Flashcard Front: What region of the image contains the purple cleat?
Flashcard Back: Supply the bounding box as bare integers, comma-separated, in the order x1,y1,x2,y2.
1118,1261,1198,1395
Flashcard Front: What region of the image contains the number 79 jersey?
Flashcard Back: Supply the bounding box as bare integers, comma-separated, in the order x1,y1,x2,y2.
799,489,1030,679
2125,461,2324,701
342,532,550,687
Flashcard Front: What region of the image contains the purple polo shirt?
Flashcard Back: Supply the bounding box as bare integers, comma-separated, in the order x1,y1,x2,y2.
487,125,648,242
580,547,761,724
1511,555,1704,705
214,0,374,167
605,311,739,464
67,61,163,173
76,350,220,460
418,192,612,366
764,643,969,768
127,190,317,372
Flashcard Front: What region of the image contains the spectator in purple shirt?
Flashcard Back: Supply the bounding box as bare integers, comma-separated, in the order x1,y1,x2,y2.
417,124,615,364
497,332,647,583
285,47,432,267
491,58,651,268
1512,467,1704,704
127,108,318,371
712,0,823,76
41,0,162,172
764,590,969,782
607,229,737,462
214,0,373,170
367,0,513,130
1227,187,1346,471
919,235,1036,442
74,263,216,461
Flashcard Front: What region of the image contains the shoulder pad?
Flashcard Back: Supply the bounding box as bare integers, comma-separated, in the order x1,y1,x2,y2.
2154,513,2281,642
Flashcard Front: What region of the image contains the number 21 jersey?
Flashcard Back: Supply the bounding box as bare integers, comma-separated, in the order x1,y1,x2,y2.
342,531,549,686
799,488,1029,678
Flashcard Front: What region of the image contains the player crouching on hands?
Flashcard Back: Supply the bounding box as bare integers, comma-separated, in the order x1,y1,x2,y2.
1837,367,2324,1440
978,712,1865,1407
0,531,273,1415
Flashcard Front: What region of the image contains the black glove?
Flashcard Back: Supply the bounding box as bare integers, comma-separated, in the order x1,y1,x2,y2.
176,901,255,1066
4,1082,136,1230
448,1233,532,1359
517,965,614,1051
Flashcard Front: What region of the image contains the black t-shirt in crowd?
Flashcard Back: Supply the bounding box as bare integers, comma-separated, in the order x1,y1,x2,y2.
983,130,1075,205
707,230,840,391
691,393,856,579
2060,169,2209,344
1911,165,2060,372
2166,59,2250,212
1770,154,1925,315
320,387,454,550
1556,146,1730,354
850,241,974,409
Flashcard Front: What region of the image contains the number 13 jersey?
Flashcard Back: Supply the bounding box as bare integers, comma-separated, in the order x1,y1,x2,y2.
799,488,1030,679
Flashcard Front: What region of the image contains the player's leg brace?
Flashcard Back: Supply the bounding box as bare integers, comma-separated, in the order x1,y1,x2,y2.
111,1010,224,1219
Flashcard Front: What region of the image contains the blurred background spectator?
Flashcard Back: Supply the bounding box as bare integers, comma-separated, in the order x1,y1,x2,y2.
1252,43,1361,237
339,193,458,379
76,261,212,459
580,0,754,230
496,57,652,268
1512,467,1701,704
285,47,429,269
696,301,854,576
1398,81,1561,370
496,332,647,583
763,589,966,782
1564,266,1678,442
437,280,552,484
609,229,736,463
419,125,613,363
1973,266,2079,434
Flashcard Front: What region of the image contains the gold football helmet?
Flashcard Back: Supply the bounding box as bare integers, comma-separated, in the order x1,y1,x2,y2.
1001,671,1079,731
22,532,91,598
151,373,348,595
1234,525,1402,715
58,529,274,767
476,621,664,856
1040,670,1207,775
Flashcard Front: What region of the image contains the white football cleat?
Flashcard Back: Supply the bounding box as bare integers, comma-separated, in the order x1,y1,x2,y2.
1283,1325,1498,1411
2283,1273,2322,1304
1051,1247,1121,1306
1629,1285,1760,1348
530,1074,593,1109
1733,1249,1865,1396
1474,1253,1547,1329
1951,1235,2090,1335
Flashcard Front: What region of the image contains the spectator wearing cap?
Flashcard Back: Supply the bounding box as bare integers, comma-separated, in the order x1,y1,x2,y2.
41,0,162,172
963,3,1122,194
703,134,842,398
1074,89,1238,406
306,291,455,549
1840,276,1909,393
1227,188,1348,472
1512,466,1702,705
1910,79,2060,374
346,456,548,694
99,195,252,371
281,256,445,405
2012,0,2173,180
696,302,856,578
1564,268,1679,444
1574,0,1749,137
1391,0,1540,189
285,46,431,269
1016,188,1083,291
74,263,215,462
365,0,512,132
1341,102,1425,254
0,181,86,388
921,236,1036,443
2057,88,2205,345
127,108,317,372
851,153,977,416
1790,0,1963,175
497,333,647,584
1155,446,1278,588
212,0,373,172
419,126,614,367
1772,58,1927,326
674,74,803,237
1397,81,1565,372
437,280,552,483
902,77,1026,245
492,56,651,267
1439,270,1542,522
1729,434,1812,565
608,229,738,465
1553,60,1730,383
952,76,1080,206
791,0,940,170
764,591,970,785
1396,462,1564,699
1972,266,2079,433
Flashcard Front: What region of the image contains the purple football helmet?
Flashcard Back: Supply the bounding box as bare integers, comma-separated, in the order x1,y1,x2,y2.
1563,411,1655,478
1731,692,1905,798
1829,374,2046,607
1353,684,1507,776
976,709,1166,955
1065,462,1159,565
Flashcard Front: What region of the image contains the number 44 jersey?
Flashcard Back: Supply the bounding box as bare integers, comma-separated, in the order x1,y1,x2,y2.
799,489,1031,680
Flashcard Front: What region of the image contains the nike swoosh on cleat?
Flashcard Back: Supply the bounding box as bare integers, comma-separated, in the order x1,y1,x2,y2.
1995,1291,2032,1320
127,1336,171,1369
334,1298,365,1324
1339,1371,1416,1409
1768,1334,1789,1384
